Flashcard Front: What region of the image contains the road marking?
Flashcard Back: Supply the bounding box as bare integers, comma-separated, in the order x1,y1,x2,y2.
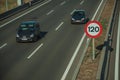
0,43,7,49
27,43,43,59
70,9,76,15
92,0,104,20
80,0,84,5
61,0,104,79
0,0,52,28
60,1,66,6
87,38,90,43
55,22,64,31
61,33,86,80
114,12,120,80
46,10,54,15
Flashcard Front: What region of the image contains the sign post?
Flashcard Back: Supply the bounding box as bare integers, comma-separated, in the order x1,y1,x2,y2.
84,20,102,60
5,0,8,11
92,38,95,60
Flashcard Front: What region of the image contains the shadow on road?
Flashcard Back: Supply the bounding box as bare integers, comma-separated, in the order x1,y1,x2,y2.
95,41,114,58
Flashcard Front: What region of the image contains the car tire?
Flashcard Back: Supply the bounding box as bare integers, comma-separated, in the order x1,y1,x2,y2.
33,36,38,42
16,40,20,43
16,38,20,43
71,21,74,24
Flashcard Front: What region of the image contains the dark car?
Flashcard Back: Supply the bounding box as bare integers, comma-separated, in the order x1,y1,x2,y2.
16,21,40,42
71,10,89,24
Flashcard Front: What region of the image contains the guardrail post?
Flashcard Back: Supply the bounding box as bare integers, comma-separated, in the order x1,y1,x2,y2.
5,0,8,11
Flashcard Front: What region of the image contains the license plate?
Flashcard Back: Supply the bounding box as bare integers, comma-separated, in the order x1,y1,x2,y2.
76,20,80,22
22,36,27,40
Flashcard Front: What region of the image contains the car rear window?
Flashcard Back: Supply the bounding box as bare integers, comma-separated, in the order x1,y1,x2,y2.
20,24,27,27
28,24,34,28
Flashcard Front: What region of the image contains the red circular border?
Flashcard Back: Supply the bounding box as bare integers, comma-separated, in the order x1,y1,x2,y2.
84,20,102,38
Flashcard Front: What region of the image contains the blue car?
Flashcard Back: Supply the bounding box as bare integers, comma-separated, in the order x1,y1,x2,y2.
16,21,40,42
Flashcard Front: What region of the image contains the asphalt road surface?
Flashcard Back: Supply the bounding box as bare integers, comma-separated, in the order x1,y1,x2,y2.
0,0,102,80
107,0,120,80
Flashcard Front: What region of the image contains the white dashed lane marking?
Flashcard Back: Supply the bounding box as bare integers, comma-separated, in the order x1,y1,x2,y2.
80,0,84,5
46,10,54,15
55,22,64,31
60,1,66,6
27,43,43,59
0,43,7,50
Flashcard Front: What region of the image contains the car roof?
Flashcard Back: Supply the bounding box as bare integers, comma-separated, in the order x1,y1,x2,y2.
71,9,85,15
75,10,85,12
21,21,39,24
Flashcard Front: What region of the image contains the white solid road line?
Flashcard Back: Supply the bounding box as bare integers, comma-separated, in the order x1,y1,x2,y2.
70,9,76,15
114,12,120,80
27,43,43,59
46,10,54,15
0,43,7,49
80,0,84,5
61,0,104,80
61,34,86,80
0,0,52,28
92,0,103,20
60,1,66,6
55,22,64,31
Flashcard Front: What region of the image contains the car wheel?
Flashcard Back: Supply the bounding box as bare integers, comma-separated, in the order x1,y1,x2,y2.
16,38,20,43
33,36,38,42
71,21,74,24
16,40,20,43
85,18,89,23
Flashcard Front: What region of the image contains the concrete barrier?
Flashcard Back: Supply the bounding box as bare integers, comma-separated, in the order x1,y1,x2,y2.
0,0,44,21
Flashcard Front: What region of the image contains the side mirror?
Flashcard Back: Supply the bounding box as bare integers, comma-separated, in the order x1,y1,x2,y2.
86,18,89,22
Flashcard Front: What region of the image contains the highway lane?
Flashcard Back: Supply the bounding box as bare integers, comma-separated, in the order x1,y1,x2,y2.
107,0,120,80
0,0,102,80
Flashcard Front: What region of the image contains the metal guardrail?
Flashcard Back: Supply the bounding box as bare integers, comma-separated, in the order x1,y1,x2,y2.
96,0,117,80
0,0,44,21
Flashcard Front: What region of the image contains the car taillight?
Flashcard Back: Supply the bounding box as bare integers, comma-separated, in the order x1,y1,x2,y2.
81,18,85,21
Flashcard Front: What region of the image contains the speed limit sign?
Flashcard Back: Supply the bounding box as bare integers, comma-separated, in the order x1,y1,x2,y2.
84,20,102,38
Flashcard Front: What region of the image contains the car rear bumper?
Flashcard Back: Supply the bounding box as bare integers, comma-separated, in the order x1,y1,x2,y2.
71,20,86,24
16,37,35,42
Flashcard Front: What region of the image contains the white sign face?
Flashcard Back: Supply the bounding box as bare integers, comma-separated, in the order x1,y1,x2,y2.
87,23,100,36
84,20,102,38
17,0,22,6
